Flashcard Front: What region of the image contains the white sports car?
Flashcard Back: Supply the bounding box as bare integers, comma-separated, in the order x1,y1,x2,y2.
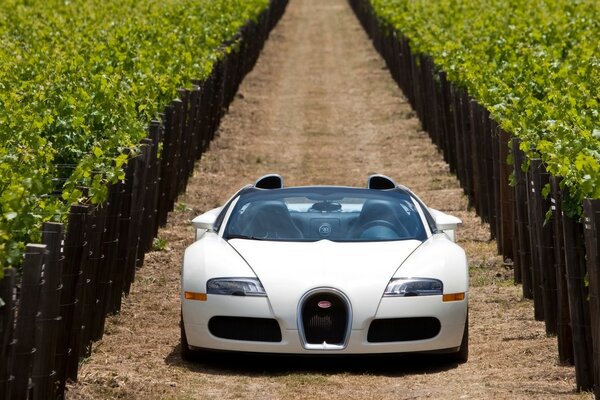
181,174,469,362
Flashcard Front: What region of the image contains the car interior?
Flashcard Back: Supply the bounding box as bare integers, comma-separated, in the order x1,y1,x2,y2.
231,197,425,241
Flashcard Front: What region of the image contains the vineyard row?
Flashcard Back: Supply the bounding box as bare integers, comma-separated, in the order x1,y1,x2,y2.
348,0,600,397
0,1,288,399
368,0,600,217
0,0,271,274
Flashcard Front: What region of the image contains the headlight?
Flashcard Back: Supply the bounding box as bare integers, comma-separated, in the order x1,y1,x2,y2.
206,278,266,297
384,278,443,297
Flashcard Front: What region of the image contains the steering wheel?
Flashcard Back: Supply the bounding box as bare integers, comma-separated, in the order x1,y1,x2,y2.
358,220,409,238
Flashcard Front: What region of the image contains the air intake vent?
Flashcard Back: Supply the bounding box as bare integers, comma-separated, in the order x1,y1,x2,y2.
367,174,396,190
367,317,441,342
255,174,284,189
208,316,282,342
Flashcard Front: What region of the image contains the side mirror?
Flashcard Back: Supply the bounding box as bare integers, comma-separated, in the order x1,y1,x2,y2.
429,208,462,242
192,207,222,240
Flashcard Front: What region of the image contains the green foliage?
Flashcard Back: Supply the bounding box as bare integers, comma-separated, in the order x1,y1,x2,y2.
176,202,192,212
0,0,269,274
369,0,600,216
152,237,168,252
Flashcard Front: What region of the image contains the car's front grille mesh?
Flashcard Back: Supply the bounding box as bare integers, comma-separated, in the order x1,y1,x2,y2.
208,316,282,342
301,293,348,345
367,317,441,342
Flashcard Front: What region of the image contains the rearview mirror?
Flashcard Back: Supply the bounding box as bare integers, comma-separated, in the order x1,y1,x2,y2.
192,207,222,240
429,208,462,242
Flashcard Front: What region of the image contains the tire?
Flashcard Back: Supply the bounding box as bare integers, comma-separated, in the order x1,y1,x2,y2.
180,313,198,362
447,313,468,364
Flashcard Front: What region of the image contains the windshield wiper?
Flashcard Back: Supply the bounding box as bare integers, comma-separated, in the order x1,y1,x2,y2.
226,234,264,241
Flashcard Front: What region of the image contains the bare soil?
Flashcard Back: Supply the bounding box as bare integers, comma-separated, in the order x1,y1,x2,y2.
67,0,593,399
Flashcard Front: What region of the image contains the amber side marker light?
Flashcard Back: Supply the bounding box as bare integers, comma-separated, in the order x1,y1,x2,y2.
442,293,465,302
185,292,207,301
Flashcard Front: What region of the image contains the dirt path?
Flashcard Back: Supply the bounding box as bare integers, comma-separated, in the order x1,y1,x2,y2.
67,0,591,398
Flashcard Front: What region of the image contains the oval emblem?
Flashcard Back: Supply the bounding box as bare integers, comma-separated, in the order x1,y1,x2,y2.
317,300,332,309
318,223,332,236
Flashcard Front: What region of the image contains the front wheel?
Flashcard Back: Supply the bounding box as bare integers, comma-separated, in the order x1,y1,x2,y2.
447,314,468,364
181,313,199,362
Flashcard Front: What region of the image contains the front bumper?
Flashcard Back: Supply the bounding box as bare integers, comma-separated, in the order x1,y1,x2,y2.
182,294,468,355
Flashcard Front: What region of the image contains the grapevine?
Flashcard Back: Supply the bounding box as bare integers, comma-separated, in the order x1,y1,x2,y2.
369,0,600,216
0,0,270,276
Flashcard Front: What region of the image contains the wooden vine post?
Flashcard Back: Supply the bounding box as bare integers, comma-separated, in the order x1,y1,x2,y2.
583,199,600,397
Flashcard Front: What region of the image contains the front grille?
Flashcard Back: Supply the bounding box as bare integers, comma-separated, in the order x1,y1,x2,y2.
301,293,348,345
208,316,282,342
367,317,441,342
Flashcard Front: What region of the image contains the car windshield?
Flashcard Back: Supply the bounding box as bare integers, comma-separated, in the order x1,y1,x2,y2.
223,187,427,242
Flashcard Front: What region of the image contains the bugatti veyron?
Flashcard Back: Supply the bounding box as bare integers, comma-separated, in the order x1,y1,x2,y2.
181,174,469,362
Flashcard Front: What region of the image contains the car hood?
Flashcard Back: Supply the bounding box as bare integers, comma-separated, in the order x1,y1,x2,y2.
228,239,422,330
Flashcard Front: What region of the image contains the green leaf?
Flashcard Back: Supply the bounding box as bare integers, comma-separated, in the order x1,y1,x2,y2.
541,183,551,199
92,147,104,158
4,212,17,221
